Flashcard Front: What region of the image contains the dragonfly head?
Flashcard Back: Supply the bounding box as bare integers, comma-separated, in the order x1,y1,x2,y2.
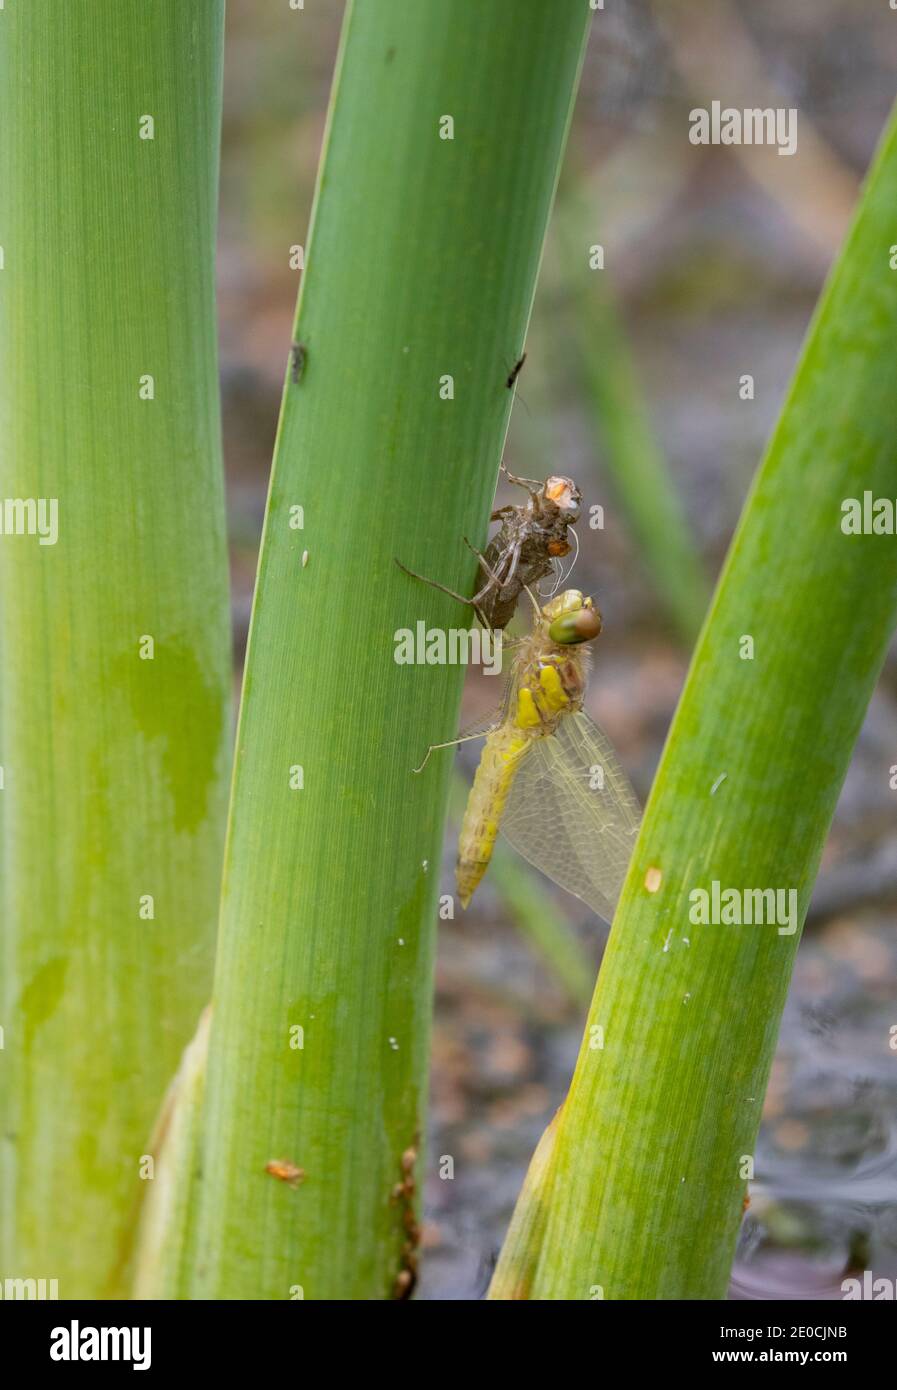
542,475,582,523
544,590,602,645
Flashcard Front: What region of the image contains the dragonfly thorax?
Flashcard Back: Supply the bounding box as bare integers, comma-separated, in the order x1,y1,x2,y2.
513,651,588,734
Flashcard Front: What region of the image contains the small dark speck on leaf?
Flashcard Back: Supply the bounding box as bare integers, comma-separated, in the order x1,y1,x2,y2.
506,353,526,389
290,341,307,384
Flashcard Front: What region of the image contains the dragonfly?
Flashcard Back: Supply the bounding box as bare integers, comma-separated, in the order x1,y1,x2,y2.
418,589,641,923
396,469,582,632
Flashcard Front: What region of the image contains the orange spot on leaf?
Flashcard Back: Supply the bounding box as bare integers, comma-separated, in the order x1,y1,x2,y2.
644,865,663,893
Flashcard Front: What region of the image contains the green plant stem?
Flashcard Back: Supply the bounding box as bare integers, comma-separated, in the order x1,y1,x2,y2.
183,0,593,1301
0,0,230,1297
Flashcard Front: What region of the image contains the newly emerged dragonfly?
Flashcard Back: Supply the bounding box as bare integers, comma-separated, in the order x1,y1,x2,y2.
418,589,641,923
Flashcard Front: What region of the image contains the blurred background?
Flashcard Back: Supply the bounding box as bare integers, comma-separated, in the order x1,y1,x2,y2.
220,0,897,1299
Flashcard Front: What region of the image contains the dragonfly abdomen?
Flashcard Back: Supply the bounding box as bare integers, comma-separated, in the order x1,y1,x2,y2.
456,726,532,908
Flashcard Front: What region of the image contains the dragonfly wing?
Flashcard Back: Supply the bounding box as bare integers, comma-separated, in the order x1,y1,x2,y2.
500,710,641,923
455,701,506,745
454,663,517,744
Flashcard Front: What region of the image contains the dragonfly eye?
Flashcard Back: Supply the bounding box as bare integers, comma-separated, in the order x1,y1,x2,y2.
548,604,602,644
543,475,582,520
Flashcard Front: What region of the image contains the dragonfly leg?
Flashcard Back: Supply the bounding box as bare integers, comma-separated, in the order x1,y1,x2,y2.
499,462,543,497
395,557,493,635
469,573,501,609
469,538,521,603
522,583,542,621
395,557,473,609
503,542,522,589
464,537,508,596
412,729,492,775
463,542,508,634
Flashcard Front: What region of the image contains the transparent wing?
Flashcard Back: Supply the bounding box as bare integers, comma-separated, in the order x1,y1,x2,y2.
454,654,521,744
500,710,641,924
415,674,513,773
455,695,508,744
